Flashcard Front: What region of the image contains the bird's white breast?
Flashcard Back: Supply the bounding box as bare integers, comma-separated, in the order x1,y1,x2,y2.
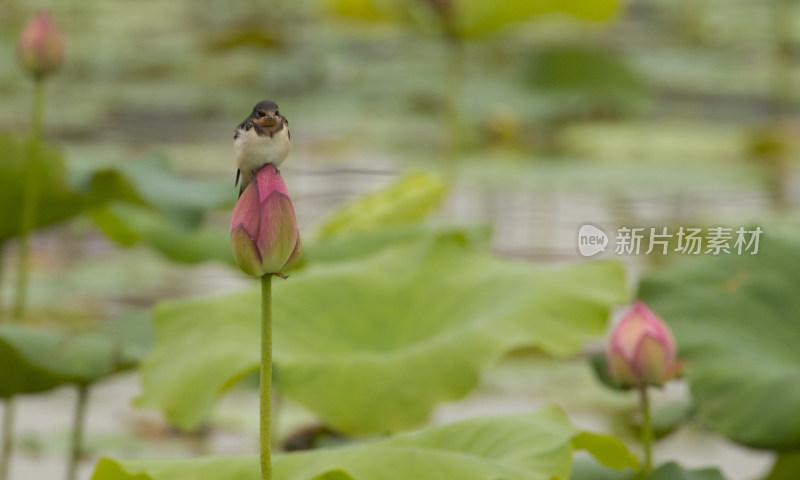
234,125,291,176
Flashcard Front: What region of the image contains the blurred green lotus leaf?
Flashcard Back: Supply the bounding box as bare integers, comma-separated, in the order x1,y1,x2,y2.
323,0,620,38
315,170,448,240
0,134,87,242
524,46,651,117
458,158,761,195
0,310,151,396
75,155,234,229
322,0,393,21
138,234,627,433
0,135,232,260
570,460,725,480
571,432,639,471
648,399,695,440
91,203,234,265
570,456,635,480
457,0,620,38
639,234,800,449
94,405,633,480
589,354,626,391
304,222,490,264
764,451,800,480
645,462,726,480
71,155,235,262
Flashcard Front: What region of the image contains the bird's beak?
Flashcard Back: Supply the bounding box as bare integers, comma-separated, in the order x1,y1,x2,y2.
267,114,276,120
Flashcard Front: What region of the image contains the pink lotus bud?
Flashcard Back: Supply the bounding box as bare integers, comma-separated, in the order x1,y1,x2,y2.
17,12,64,79
230,165,301,277
606,302,683,388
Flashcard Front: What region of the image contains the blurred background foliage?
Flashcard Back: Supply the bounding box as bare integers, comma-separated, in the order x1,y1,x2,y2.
0,0,798,479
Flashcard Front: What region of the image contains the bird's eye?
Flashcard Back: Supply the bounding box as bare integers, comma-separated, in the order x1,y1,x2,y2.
257,111,266,118
275,111,280,116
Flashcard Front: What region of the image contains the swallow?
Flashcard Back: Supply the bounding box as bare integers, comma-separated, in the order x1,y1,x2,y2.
233,100,291,195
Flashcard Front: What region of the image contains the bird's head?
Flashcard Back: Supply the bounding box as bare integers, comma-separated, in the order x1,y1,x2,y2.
249,100,282,129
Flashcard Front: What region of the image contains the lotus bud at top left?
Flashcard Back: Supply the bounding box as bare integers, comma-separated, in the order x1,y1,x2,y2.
17,12,64,79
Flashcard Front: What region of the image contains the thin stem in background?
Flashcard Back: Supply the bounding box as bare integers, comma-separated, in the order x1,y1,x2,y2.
14,77,46,320
763,0,794,210
66,384,89,480
0,399,14,480
0,242,5,315
770,0,793,120
1,75,47,480
677,0,706,43
443,37,464,179
638,386,653,474
260,274,273,480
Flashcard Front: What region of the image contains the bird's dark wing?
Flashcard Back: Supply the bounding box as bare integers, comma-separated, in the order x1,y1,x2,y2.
236,169,245,197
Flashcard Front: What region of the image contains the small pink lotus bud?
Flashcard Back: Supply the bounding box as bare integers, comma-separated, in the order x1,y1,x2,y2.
606,302,683,388
230,165,301,277
17,12,64,79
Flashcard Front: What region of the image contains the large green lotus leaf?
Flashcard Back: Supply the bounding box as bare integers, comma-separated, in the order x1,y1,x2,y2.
639,234,800,449
138,235,627,433
0,311,151,396
93,406,633,480
315,170,448,240
323,0,619,38
0,134,87,242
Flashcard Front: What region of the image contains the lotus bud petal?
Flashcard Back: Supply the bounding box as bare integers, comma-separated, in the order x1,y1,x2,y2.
17,12,64,79
230,165,301,277
606,302,683,388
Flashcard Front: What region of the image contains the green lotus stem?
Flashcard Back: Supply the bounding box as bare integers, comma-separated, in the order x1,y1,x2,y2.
764,0,793,209
260,274,273,480
66,384,89,480
0,76,45,480
0,242,5,315
0,398,15,480
639,386,653,474
771,0,793,119
14,76,46,320
272,386,282,451
443,37,464,177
